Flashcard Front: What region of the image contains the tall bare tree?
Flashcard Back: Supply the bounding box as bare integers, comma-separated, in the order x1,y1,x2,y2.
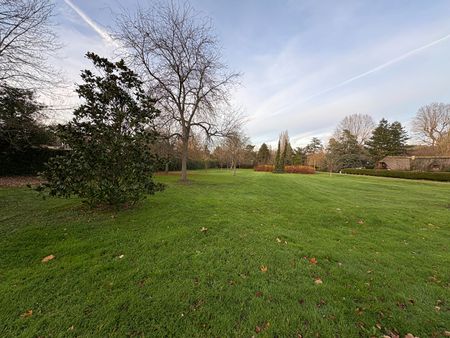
334,113,375,146
412,103,450,146
0,0,60,89
115,2,240,182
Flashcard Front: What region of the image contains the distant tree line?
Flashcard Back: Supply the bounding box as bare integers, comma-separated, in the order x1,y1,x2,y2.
254,107,449,173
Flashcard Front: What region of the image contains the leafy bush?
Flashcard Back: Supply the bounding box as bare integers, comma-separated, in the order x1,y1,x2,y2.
38,53,163,207
284,165,315,174
254,164,274,172
341,168,450,182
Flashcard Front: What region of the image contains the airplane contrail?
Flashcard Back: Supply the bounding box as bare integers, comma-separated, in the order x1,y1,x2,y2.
63,0,115,45
272,32,450,115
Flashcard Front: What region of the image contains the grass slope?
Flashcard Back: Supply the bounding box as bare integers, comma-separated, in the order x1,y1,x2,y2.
0,170,449,337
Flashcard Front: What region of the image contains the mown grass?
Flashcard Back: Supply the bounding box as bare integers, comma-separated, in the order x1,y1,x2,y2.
0,170,449,337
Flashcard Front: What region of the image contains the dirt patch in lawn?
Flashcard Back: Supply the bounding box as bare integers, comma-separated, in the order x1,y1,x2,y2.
0,176,44,187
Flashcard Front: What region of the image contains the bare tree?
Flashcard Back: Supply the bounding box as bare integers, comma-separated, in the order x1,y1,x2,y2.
115,2,240,182
412,103,450,146
0,0,60,89
334,113,375,146
223,131,249,176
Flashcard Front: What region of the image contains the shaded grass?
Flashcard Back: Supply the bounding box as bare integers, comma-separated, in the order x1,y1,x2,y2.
0,170,449,337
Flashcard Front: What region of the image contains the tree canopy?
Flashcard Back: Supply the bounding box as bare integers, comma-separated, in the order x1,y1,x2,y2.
39,53,163,207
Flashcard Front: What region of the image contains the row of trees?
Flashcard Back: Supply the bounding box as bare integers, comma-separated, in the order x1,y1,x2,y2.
1,0,246,207
256,105,449,173
1,1,242,181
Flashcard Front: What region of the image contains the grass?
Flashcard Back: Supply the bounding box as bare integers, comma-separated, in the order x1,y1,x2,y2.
0,170,449,337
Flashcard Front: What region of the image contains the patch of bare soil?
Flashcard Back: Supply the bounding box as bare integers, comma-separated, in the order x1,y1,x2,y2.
0,176,44,187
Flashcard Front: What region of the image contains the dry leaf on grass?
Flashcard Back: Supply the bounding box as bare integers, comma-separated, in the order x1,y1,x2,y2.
309,257,317,265
260,265,268,273
357,219,365,224
20,309,32,318
314,278,323,285
41,254,55,263
200,227,208,233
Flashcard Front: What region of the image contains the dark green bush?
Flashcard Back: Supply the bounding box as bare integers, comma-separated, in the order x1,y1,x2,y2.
341,168,450,182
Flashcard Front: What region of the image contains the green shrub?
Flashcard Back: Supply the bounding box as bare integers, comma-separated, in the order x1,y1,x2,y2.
341,168,450,182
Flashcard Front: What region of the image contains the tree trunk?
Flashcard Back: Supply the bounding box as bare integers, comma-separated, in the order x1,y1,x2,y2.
180,133,189,182
164,162,169,175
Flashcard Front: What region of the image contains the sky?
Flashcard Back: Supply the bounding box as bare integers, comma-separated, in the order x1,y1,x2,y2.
51,0,450,147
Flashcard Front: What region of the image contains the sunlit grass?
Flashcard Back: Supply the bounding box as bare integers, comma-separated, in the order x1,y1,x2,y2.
0,170,449,337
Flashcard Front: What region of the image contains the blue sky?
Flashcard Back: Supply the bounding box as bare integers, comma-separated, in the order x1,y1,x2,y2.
52,0,450,147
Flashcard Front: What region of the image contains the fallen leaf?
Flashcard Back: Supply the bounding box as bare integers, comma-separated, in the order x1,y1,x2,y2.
444,331,450,337
255,291,263,297
357,219,365,224
200,227,208,232
20,309,32,318
255,326,261,333
314,278,323,285
68,325,74,331
316,299,326,307
260,265,268,273
434,306,441,311
118,254,124,259
309,257,318,265
41,254,55,263
276,237,282,243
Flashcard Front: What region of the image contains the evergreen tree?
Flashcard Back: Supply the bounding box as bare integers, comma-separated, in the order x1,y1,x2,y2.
304,137,323,155
365,118,409,161
39,53,163,207
389,121,409,155
256,143,270,164
293,147,306,165
327,130,365,170
273,140,284,173
0,85,53,153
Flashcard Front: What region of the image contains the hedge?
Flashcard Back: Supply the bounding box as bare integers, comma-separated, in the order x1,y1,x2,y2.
341,168,450,182
284,165,315,174
254,164,315,174
0,147,68,176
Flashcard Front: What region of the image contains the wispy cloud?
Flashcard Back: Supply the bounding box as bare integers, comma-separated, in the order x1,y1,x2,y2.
63,0,116,45
272,32,450,116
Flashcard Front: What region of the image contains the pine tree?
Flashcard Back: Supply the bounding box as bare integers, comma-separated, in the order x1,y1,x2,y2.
256,143,270,164
273,140,284,173
365,118,409,161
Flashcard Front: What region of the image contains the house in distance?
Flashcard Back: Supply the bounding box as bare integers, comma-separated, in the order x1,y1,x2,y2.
377,156,450,171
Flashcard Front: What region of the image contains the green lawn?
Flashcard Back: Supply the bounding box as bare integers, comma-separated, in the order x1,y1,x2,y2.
0,170,449,337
